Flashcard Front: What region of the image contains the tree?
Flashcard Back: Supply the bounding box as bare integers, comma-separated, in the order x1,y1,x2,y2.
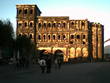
15,35,35,66
0,20,14,47
0,20,14,61
16,35,34,53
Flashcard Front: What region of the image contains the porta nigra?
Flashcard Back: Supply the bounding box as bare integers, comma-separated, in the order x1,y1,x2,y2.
16,5,104,62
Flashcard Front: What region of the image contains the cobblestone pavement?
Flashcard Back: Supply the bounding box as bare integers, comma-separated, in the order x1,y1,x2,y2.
0,62,110,83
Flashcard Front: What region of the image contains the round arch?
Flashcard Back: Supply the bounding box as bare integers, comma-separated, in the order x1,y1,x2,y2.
76,47,81,58
54,49,64,61
70,48,75,58
54,49,64,55
82,47,88,58
53,48,66,60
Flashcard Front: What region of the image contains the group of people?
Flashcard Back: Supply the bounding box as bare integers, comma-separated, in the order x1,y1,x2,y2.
38,50,63,74
38,52,52,73
15,56,29,70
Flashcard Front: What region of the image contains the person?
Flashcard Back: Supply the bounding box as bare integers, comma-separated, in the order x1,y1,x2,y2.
38,58,46,73
54,58,58,69
54,56,63,70
57,56,62,69
46,54,52,73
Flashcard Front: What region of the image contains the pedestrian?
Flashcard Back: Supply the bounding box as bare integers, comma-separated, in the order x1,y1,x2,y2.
54,58,58,70
57,56,62,69
38,58,46,73
46,53,52,73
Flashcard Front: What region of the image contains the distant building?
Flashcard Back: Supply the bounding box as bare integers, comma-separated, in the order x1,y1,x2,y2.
16,4,104,61
104,45,110,61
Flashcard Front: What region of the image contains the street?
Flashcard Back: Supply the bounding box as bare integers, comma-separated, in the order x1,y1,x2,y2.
0,62,110,83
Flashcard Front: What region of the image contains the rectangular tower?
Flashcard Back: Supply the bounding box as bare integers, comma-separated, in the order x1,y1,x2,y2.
16,4,104,62
16,4,41,43
91,22,104,60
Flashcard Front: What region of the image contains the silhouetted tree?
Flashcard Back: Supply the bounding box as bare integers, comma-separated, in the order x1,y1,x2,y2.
0,20,14,47
0,20,14,61
15,35,35,66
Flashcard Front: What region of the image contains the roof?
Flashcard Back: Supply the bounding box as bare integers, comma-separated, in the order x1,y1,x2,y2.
37,16,69,20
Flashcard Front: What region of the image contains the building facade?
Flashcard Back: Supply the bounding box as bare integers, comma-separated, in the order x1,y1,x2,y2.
16,4,104,61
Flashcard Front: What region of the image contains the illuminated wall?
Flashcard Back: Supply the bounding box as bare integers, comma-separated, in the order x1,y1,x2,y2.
92,23,104,60
16,4,104,62
16,5,41,43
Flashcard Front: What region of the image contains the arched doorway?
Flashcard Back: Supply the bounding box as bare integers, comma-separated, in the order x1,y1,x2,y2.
82,47,88,58
70,48,75,58
38,49,49,59
54,49,64,62
76,47,81,58
53,47,66,61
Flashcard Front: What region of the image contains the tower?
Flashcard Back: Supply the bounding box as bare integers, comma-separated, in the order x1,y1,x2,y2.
91,23,104,60
16,4,41,43
16,4,104,62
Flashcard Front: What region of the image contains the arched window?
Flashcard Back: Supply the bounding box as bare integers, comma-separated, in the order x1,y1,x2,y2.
63,35,66,39
48,35,50,40
24,22,27,27
48,23,51,27
18,9,22,14
83,41,85,44
71,35,74,39
63,23,66,27
83,35,85,39
18,34,22,36
58,35,60,40
24,9,27,14
77,35,80,39
71,22,74,25
82,22,85,26
38,35,41,40
30,9,33,14
43,35,46,40
53,23,56,27
43,23,46,28
29,34,32,38
18,23,22,27
38,23,41,28
30,22,33,27
53,35,55,40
